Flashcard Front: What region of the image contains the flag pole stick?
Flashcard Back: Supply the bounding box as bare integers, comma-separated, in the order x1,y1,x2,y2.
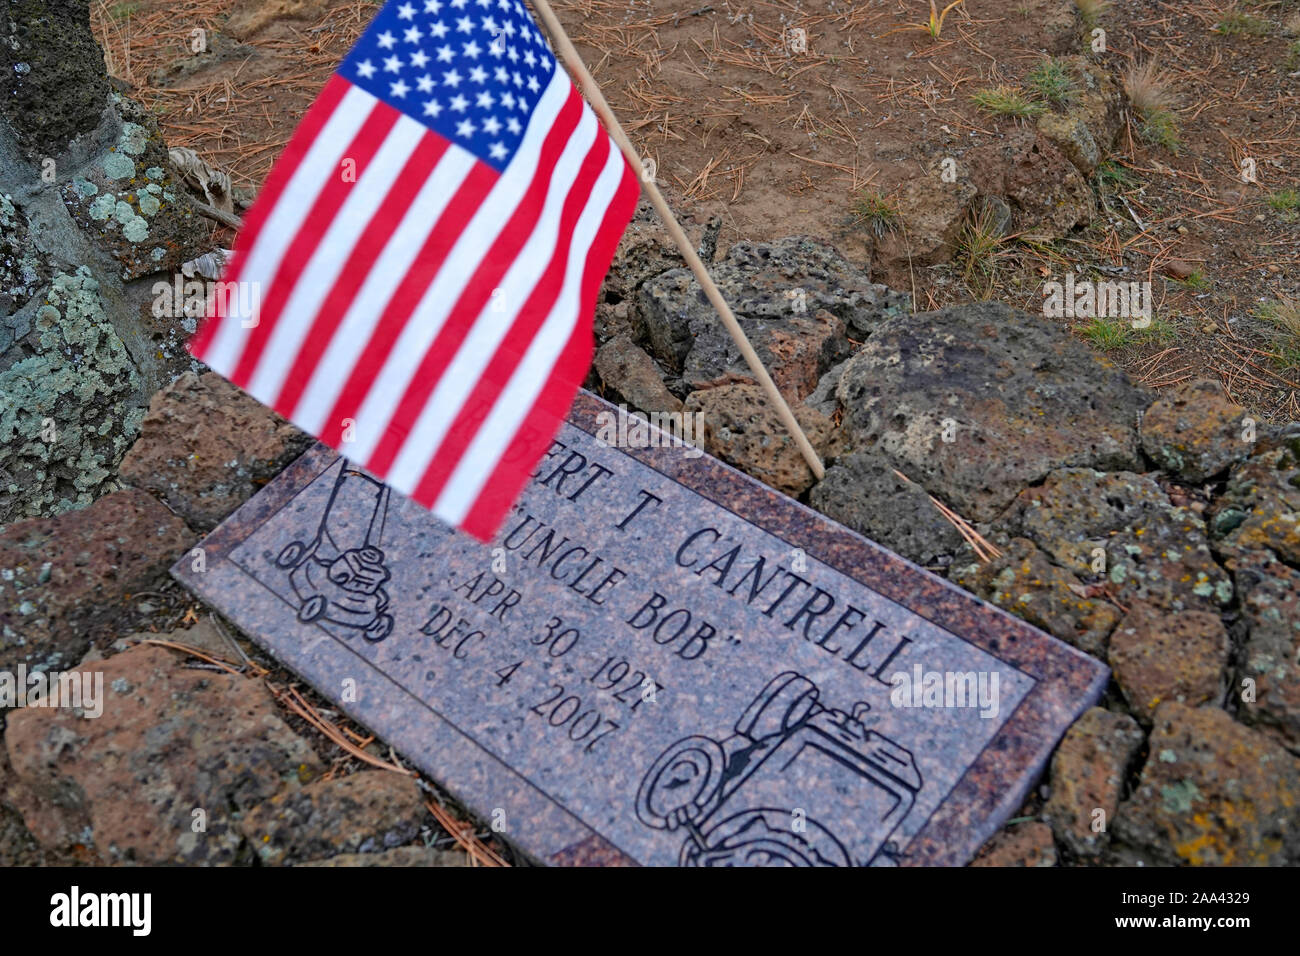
529,0,826,482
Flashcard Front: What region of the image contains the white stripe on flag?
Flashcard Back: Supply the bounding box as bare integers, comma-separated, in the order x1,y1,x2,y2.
347,68,573,464
201,85,377,374
433,141,628,524
385,106,599,490
288,144,479,431
245,115,428,401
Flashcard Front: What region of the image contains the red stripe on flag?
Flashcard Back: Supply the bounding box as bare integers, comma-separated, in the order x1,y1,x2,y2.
229,102,402,387
190,75,350,357
316,158,500,448
408,131,613,506
274,133,451,415
459,160,641,541
363,87,586,476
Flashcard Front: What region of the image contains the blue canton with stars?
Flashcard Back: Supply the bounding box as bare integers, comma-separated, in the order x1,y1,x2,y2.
340,0,558,173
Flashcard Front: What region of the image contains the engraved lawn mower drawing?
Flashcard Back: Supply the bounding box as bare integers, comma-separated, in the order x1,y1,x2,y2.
636,672,922,867
274,466,395,643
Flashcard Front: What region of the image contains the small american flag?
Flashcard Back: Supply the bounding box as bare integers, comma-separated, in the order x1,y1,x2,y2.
190,0,639,540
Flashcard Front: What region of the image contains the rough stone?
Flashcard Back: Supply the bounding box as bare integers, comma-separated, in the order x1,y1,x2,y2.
836,302,1148,523
804,357,850,418
298,845,471,867
970,821,1057,867
0,0,111,161
949,537,1121,656
1003,468,1233,613
1035,57,1125,177
0,194,52,322
118,371,311,532
1108,602,1229,723
593,333,682,416
639,236,906,399
0,489,193,675
875,175,978,268
238,771,428,866
1114,702,1300,865
58,93,211,281
594,200,687,344
1044,707,1144,860
1140,379,1250,483
810,451,963,566
3,644,322,864
1229,549,1300,750
1001,130,1094,237
1210,445,1300,567
0,268,146,525
684,385,843,497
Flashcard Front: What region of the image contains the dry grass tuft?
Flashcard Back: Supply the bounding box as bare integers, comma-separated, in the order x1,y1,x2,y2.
1123,60,1177,115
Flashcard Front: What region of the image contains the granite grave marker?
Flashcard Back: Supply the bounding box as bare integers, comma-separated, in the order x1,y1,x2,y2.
173,390,1107,866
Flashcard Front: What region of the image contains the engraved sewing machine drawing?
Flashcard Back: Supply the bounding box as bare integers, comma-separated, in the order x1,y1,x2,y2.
274,464,396,643
636,672,922,866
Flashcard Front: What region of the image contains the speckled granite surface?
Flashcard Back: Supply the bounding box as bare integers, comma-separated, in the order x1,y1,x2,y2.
174,389,1107,867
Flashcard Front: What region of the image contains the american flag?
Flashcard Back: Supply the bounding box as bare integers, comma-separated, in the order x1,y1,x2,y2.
189,0,639,540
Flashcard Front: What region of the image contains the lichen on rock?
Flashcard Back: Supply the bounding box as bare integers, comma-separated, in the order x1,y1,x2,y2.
0,268,144,525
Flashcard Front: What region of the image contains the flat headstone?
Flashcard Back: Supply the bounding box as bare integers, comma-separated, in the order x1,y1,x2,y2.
173,391,1106,866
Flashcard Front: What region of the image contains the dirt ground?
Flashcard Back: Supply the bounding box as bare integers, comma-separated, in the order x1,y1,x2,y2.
93,0,1300,418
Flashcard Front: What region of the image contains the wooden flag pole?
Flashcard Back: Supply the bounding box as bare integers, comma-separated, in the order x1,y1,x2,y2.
530,0,826,482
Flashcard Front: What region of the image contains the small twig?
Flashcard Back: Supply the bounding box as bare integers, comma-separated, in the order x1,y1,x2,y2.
191,197,244,230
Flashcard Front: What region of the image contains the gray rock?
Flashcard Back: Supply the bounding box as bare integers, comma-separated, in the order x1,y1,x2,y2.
804,357,850,418
593,333,682,416
836,302,1149,523
1229,549,1300,751
1140,379,1251,482
640,236,906,400
810,451,962,566
684,384,844,497
1002,468,1232,613
0,269,145,525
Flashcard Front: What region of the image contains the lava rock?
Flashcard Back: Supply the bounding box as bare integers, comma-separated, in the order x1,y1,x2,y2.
1229,549,1300,750
949,537,1120,656
811,451,963,566
0,0,111,161
1140,379,1251,482
3,644,323,864
640,236,905,399
836,302,1148,523
1003,468,1232,613
593,333,682,416
684,385,843,497
970,821,1057,867
1044,708,1145,860
0,489,194,675
1209,445,1300,567
1035,57,1125,177
1108,602,1229,723
1114,702,1300,865
238,771,429,866
119,371,311,532
874,174,977,267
